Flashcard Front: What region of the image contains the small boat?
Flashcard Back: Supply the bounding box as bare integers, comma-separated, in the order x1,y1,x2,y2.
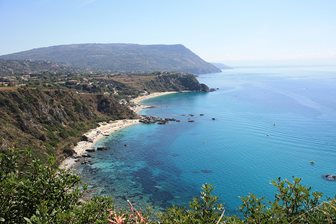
323,174,336,181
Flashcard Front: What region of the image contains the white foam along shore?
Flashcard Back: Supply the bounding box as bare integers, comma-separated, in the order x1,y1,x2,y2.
59,91,177,169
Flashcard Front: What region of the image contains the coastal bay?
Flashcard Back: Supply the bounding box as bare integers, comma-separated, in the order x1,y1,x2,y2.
60,91,178,170
2,1,336,222
76,66,336,214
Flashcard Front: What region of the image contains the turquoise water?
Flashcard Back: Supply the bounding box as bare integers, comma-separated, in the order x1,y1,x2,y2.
77,66,336,214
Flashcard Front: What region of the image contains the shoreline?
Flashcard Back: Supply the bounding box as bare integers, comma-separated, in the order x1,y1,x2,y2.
59,91,177,170
130,91,177,113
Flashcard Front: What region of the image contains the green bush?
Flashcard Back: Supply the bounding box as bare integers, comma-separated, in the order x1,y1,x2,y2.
0,149,112,224
240,177,336,223
158,183,225,224
158,178,336,223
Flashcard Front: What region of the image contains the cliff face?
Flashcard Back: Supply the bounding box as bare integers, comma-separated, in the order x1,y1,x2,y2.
0,88,136,160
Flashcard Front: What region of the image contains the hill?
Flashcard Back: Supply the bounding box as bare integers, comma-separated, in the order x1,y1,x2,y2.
0,88,136,161
0,72,210,161
0,44,221,74
0,59,81,76
211,62,232,70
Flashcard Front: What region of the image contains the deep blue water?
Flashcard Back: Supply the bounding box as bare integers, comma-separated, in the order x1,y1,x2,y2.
77,66,336,214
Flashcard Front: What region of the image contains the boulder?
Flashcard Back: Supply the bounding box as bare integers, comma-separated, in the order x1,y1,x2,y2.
63,148,76,157
82,153,91,158
97,146,108,151
81,135,89,141
86,148,95,152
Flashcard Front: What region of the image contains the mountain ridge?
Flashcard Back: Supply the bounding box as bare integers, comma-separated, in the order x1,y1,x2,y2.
0,43,221,74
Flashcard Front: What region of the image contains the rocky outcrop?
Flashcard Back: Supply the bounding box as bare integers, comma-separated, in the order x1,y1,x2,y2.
139,115,180,125
150,73,210,92
113,72,211,93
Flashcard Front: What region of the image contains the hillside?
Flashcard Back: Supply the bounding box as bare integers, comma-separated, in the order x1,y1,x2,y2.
0,44,221,74
212,62,232,70
0,72,210,161
0,59,81,76
0,88,136,161
110,72,209,92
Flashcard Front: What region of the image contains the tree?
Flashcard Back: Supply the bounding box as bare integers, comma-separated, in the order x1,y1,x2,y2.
158,183,225,224
240,177,336,223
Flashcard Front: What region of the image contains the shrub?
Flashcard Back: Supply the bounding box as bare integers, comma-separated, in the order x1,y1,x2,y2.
0,149,111,224
158,183,225,224
240,177,336,223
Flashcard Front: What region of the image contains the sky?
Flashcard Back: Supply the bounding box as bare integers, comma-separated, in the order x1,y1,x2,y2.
0,0,336,66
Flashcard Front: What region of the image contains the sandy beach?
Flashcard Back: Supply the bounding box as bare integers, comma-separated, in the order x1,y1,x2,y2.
60,91,177,169
130,91,177,113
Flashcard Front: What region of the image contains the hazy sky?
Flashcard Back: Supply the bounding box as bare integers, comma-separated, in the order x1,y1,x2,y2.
1,0,336,65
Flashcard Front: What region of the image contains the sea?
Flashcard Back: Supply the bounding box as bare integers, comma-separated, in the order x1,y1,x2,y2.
76,66,336,215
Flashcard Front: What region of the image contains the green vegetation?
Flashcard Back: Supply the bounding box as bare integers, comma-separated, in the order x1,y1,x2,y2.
0,59,81,77
0,43,221,74
2,64,334,223
111,72,210,92
0,149,113,224
1,149,335,223
0,71,210,162
0,87,136,161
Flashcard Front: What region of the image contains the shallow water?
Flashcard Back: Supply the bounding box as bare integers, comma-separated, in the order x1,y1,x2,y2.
77,66,336,214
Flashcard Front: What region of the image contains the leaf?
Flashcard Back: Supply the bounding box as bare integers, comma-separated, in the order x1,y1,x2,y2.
23,217,33,224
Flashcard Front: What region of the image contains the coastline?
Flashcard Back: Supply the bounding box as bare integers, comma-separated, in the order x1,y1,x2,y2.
59,91,177,170
130,91,177,113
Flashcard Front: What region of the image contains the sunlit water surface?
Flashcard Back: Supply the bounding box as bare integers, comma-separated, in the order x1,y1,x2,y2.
76,66,336,214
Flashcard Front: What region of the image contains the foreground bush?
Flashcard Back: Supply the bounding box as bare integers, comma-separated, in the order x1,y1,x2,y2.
0,149,112,223
157,178,336,223
240,177,336,223
158,183,225,223
1,148,336,223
